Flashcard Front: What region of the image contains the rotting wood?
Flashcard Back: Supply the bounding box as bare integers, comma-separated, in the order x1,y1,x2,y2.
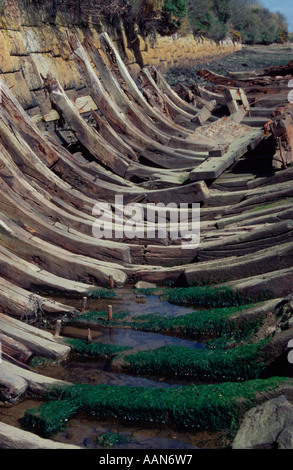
190,128,264,181
0,422,82,449
0,312,71,359
0,359,71,402
0,333,33,364
44,73,131,178
269,104,293,169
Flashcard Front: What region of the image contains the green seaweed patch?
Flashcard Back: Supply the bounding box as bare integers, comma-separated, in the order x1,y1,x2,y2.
29,356,56,368
66,338,131,358
24,399,79,437
87,290,116,299
96,432,132,447
160,286,248,308
23,377,292,437
76,304,261,342
135,288,160,295
126,304,259,339
119,340,270,381
205,319,263,349
71,310,129,325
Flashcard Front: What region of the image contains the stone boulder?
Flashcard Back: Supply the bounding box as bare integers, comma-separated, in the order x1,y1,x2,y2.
232,395,293,449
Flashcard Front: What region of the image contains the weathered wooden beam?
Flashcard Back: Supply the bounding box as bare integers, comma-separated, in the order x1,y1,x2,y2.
0,422,82,449
0,359,71,403
190,129,264,181
0,312,71,359
98,32,195,138
44,73,131,177
270,105,293,170
0,77,58,168
0,333,33,363
149,66,215,112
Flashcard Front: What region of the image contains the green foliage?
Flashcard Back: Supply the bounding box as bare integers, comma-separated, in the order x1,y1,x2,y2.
186,0,230,41
186,0,289,44
23,377,291,437
163,0,186,18
229,0,289,44
87,0,288,44
159,0,187,34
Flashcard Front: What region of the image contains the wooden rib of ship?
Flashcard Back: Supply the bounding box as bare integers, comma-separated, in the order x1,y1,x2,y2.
0,31,293,447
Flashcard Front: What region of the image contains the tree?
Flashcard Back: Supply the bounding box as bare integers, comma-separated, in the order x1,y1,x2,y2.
229,0,289,44
186,0,230,41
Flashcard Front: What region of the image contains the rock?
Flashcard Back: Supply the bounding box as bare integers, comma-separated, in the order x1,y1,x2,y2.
232,395,293,449
274,296,293,332
135,281,157,289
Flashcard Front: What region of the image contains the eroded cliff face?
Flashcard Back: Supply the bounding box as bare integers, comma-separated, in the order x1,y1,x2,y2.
0,0,241,132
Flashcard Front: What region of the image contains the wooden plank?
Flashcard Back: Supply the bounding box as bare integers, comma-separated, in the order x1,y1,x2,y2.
190,129,264,181
43,109,60,122
75,95,98,113
43,95,98,122
241,116,270,127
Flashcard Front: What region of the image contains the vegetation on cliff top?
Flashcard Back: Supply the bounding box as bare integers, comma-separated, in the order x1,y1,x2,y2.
99,0,289,44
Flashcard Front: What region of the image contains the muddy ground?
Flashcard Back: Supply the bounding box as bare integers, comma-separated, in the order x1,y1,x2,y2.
166,43,293,86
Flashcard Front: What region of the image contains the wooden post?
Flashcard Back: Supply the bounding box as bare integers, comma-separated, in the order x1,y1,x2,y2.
54,320,62,338
81,297,87,313
87,328,92,344
108,305,113,321
109,275,114,289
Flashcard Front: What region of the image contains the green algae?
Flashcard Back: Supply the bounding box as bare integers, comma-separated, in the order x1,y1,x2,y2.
96,432,132,447
65,338,130,358
160,286,247,307
71,304,260,340
118,340,270,381
87,289,116,299
23,377,292,437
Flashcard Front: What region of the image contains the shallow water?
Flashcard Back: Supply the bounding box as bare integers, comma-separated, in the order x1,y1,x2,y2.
62,325,204,350
17,287,223,447
32,358,195,388
54,288,197,319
